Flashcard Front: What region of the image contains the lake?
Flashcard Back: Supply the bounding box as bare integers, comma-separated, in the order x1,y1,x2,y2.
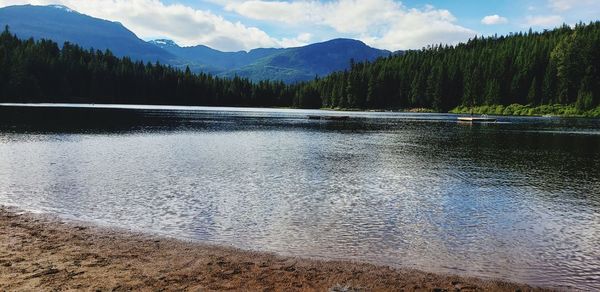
0,104,599,290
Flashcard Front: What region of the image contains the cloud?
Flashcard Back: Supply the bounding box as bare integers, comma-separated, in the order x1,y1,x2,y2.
223,1,315,25
547,0,600,12
0,0,284,51
481,15,508,25
524,15,564,27
224,0,476,50
366,8,476,50
548,0,572,11
525,1,599,28
0,0,478,51
278,33,313,48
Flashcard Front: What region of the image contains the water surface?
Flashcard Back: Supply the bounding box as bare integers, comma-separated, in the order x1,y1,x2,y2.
0,104,599,290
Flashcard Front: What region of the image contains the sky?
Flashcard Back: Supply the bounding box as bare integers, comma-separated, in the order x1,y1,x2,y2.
0,0,599,51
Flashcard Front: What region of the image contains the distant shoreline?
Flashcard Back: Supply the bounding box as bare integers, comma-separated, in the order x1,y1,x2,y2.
0,207,544,291
2,102,599,119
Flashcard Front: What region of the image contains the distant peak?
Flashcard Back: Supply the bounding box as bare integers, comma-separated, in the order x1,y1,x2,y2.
149,39,179,48
308,38,369,48
327,38,365,44
47,4,75,13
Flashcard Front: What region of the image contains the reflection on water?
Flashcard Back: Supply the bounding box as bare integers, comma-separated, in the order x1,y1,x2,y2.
0,104,599,290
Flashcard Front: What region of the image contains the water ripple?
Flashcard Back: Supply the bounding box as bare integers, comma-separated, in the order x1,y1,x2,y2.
0,106,599,290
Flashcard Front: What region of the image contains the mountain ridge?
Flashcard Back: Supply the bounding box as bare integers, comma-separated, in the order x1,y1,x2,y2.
0,4,394,82
149,38,283,74
0,4,174,62
150,37,392,82
221,38,392,83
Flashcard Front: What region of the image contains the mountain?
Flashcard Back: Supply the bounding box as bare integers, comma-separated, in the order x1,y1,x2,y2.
149,39,281,74
0,4,174,62
151,38,391,83
0,4,393,83
221,39,392,83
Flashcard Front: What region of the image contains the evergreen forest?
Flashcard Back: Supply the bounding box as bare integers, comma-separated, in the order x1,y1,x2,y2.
1,22,599,115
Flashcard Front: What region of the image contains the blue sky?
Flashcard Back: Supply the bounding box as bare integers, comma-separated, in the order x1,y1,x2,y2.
1,0,599,51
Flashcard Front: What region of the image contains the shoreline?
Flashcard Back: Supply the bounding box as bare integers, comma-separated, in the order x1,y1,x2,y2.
0,207,546,291
449,104,600,118
2,102,600,119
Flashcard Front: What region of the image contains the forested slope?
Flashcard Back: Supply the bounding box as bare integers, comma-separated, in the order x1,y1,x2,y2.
298,22,600,112
0,27,295,107
1,22,599,116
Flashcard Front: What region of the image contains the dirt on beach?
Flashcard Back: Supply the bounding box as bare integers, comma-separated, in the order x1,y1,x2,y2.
0,207,546,291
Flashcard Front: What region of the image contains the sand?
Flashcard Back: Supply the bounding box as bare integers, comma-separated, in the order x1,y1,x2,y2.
0,207,547,291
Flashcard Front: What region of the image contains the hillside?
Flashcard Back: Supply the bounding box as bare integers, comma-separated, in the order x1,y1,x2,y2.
299,22,600,111
0,4,173,62
149,38,391,82
220,39,392,83
149,39,281,74
1,21,598,115
0,4,391,83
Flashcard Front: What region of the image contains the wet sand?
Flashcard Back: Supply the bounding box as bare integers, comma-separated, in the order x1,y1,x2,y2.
0,207,546,291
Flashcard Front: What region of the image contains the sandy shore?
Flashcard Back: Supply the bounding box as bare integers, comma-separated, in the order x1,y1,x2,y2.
0,207,546,291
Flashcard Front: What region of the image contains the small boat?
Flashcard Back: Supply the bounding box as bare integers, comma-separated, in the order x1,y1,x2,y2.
307,115,350,121
457,115,497,123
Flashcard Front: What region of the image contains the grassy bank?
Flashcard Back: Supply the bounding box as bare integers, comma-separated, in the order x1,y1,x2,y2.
450,104,600,118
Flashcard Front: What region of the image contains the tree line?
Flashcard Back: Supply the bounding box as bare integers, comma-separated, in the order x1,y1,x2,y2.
1,22,599,111
0,26,295,107
298,21,600,111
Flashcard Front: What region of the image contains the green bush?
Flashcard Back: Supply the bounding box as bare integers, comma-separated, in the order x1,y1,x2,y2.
450,104,600,118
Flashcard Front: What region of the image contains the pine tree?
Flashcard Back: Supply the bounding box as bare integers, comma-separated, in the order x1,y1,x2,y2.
526,77,538,105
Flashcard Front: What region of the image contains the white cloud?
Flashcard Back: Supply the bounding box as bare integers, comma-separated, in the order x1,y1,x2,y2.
367,8,475,50
548,0,572,11
525,1,600,28
481,15,508,25
524,15,564,27
224,0,476,50
0,0,285,51
548,0,600,12
223,1,315,25
0,0,478,51
278,32,313,48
